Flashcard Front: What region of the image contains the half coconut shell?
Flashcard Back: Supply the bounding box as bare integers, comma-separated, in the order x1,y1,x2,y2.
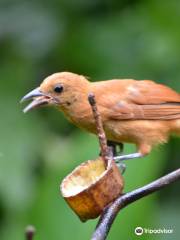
60,157,124,222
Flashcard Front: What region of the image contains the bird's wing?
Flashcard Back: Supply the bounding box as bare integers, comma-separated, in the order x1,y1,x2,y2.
107,80,180,120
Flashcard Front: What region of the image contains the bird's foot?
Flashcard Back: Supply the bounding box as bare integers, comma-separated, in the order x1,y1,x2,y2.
114,152,143,162
116,162,126,175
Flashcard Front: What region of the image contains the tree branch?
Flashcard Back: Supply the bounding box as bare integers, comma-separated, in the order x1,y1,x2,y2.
25,225,36,240
91,168,180,240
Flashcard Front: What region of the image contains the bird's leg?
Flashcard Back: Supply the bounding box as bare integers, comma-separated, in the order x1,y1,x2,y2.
114,152,143,162
107,140,117,156
118,143,124,154
114,152,143,174
107,140,124,156
106,141,126,174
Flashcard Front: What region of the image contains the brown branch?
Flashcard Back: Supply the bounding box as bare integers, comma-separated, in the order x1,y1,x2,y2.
25,225,36,240
91,168,180,240
88,93,110,166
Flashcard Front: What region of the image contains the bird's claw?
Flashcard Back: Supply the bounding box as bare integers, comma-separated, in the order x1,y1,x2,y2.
116,162,126,175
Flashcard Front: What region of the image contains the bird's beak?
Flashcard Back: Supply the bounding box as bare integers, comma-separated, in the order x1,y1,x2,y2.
21,87,51,113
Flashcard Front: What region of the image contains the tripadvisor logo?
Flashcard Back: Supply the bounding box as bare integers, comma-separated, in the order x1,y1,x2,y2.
135,227,143,236
135,226,173,236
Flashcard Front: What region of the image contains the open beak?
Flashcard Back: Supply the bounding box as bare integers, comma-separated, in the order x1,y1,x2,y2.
21,87,51,113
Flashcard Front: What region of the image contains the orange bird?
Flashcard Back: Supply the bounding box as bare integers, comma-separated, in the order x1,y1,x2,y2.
21,72,180,162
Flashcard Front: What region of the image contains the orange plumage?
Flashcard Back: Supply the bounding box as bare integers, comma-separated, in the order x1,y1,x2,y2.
21,72,180,159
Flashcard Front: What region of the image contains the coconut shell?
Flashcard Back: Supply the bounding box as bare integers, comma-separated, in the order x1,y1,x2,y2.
60,157,124,222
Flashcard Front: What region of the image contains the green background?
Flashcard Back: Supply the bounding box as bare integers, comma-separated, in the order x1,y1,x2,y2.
0,0,179,239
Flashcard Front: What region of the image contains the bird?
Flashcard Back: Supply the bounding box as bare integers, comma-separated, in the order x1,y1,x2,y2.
21,72,180,162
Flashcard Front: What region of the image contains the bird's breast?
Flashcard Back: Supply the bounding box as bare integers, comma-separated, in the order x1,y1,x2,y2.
62,106,97,133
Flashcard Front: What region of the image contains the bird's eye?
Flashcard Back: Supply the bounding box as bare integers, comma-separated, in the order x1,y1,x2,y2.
54,85,63,93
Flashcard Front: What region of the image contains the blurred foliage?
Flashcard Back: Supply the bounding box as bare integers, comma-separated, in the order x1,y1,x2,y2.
0,0,179,239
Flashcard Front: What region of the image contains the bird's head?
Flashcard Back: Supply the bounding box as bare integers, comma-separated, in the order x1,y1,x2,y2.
21,72,90,113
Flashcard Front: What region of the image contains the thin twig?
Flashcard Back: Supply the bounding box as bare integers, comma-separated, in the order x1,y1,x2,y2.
91,168,180,240
25,225,36,240
88,93,110,165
